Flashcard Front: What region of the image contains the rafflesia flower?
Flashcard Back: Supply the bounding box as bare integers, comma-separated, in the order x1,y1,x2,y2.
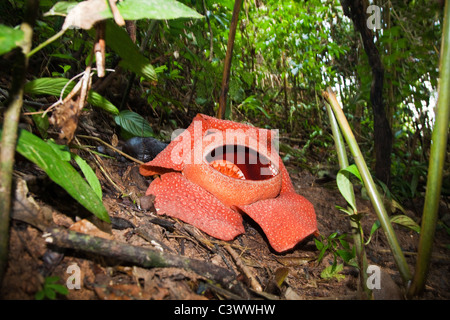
140,114,317,252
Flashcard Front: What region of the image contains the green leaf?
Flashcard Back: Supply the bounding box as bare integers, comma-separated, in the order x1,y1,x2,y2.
105,21,157,82
73,153,102,200
24,77,71,96
336,205,354,216
114,110,154,137
336,249,354,264
390,215,421,233
314,237,324,250
44,276,61,284
339,238,351,250
366,220,381,245
35,290,45,300
336,164,362,213
0,24,24,56
342,164,363,182
24,77,119,115
9,128,110,222
113,0,203,20
44,1,79,16
87,90,120,115
46,140,71,161
328,232,338,240
44,286,56,300
46,283,69,296
320,263,345,280
366,214,420,245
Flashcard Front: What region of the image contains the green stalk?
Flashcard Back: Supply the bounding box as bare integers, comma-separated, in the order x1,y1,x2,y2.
323,88,412,285
407,0,450,298
27,29,65,58
0,0,39,284
325,102,371,299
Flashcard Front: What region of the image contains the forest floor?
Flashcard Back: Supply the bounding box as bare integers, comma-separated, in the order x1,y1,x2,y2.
1,109,449,300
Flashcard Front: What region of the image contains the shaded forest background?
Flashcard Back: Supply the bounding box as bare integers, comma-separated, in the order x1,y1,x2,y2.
1,0,446,201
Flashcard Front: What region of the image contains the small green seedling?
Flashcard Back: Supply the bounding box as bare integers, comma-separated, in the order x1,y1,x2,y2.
315,232,357,280
35,276,69,300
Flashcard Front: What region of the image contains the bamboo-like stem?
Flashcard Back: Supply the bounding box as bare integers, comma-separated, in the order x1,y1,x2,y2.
407,0,450,298
0,0,39,284
323,88,412,285
325,102,371,299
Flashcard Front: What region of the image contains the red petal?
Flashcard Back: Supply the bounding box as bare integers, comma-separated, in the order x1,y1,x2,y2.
148,172,245,240
238,192,317,252
140,113,279,176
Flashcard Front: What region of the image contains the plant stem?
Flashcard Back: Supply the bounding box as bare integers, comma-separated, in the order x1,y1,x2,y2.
217,0,243,119
0,0,39,284
27,29,65,58
325,101,371,299
323,88,412,285
407,0,450,298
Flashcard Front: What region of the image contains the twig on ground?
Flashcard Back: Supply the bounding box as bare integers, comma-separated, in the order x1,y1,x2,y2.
224,245,262,292
44,226,250,298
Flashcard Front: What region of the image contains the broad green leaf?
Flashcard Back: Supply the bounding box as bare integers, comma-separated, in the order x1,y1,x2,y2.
47,0,202,20
112,0,203,20
24,77,119,115
73,153,103,200
44,287,56,300
339,238,351,250
336,164,362,214
314,238,324,251
336,249,355,265
46,139,71,161
105,21,157,82
342,164,363,182
7,128,110,222
24,77,71,96
35,290,45,300
390,215,421,233
320,263,345,280
44,1,78,16
366,214,419,245
336,205,354,216
0,24,24,56
44,276,60,284
114,110,154,137
88,91,120,115
47,283,69,296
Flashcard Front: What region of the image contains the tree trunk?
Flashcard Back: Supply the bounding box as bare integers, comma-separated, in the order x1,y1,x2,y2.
217,0,243,119
340,0,392,186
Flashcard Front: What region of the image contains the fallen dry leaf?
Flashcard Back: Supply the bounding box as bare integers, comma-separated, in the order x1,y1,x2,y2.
62,0,109,31
49,98,81,142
